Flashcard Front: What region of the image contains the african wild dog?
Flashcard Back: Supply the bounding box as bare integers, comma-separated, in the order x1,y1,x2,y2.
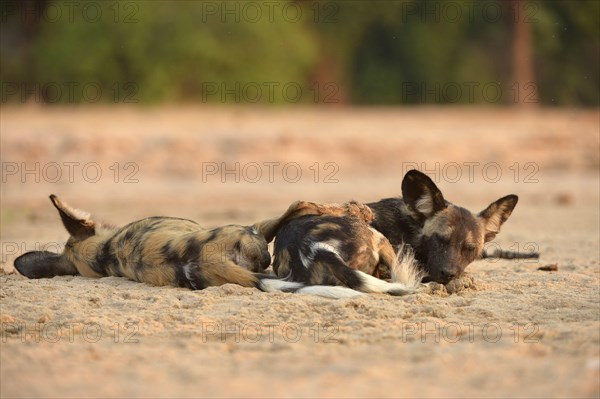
14,195,371,296
367,169,521,283
272,213,423,297
272,170,524,296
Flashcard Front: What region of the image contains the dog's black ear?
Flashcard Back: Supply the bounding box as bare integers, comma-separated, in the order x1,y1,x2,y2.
401,170,446,218
14,251,78,279
478,195,518,242
49,195,95,239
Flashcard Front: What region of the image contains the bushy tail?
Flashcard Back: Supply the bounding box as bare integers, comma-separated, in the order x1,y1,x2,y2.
256,274,363,298
390,244,424,290
256,276,304,293
311,249,419,296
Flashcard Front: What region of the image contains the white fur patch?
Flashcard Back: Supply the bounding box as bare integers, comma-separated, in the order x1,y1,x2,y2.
415,195,434,215
299,250,313,269
423,216,452,238
183,263,199,290
297,285,364,299
300,240,342,269
311,241,340,254
356,270,414,295
391,244,424,291
259,279,303,292
485,211,502,233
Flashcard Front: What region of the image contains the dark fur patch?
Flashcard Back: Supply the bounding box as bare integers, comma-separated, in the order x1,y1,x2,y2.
316,250,363,288
93,241,115,275
273,215,383,288
183,237,202,260
368,198,421,248
161,240,180,264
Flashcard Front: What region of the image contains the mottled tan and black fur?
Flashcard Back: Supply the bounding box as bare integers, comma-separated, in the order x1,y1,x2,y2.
273,170,530,293
273,214,422,296
14,196,374,296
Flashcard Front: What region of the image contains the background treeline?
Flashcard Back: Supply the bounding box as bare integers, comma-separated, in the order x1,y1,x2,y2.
1,0,598,105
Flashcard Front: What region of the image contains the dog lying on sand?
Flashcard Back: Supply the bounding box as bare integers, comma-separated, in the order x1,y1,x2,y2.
14,196,381,297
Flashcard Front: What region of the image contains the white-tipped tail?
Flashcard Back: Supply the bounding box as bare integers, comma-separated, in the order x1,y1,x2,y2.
390,244,424,291
259,279,304,292
354,245,423,295
260,278,363,299
356,270,414,295
297,285,364,299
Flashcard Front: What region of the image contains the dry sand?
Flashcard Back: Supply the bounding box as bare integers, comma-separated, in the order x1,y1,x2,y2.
0,106,599,398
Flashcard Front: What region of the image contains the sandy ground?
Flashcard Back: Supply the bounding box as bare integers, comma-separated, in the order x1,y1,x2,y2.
0,106,599,398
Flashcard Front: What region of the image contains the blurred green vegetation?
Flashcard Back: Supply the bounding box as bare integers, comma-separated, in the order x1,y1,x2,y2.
1,0,598,105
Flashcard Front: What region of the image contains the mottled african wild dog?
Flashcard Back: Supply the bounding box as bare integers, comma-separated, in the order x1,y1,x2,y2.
272,213,423,297
14,195,372,296
272,170,524,296
367,170,521,283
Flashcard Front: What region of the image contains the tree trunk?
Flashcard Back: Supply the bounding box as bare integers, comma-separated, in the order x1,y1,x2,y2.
512,0,539,106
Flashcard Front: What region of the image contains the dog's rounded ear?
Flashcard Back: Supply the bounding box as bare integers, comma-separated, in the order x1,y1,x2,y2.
49,195,95,239
401,170,446,218
478,195,518,242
